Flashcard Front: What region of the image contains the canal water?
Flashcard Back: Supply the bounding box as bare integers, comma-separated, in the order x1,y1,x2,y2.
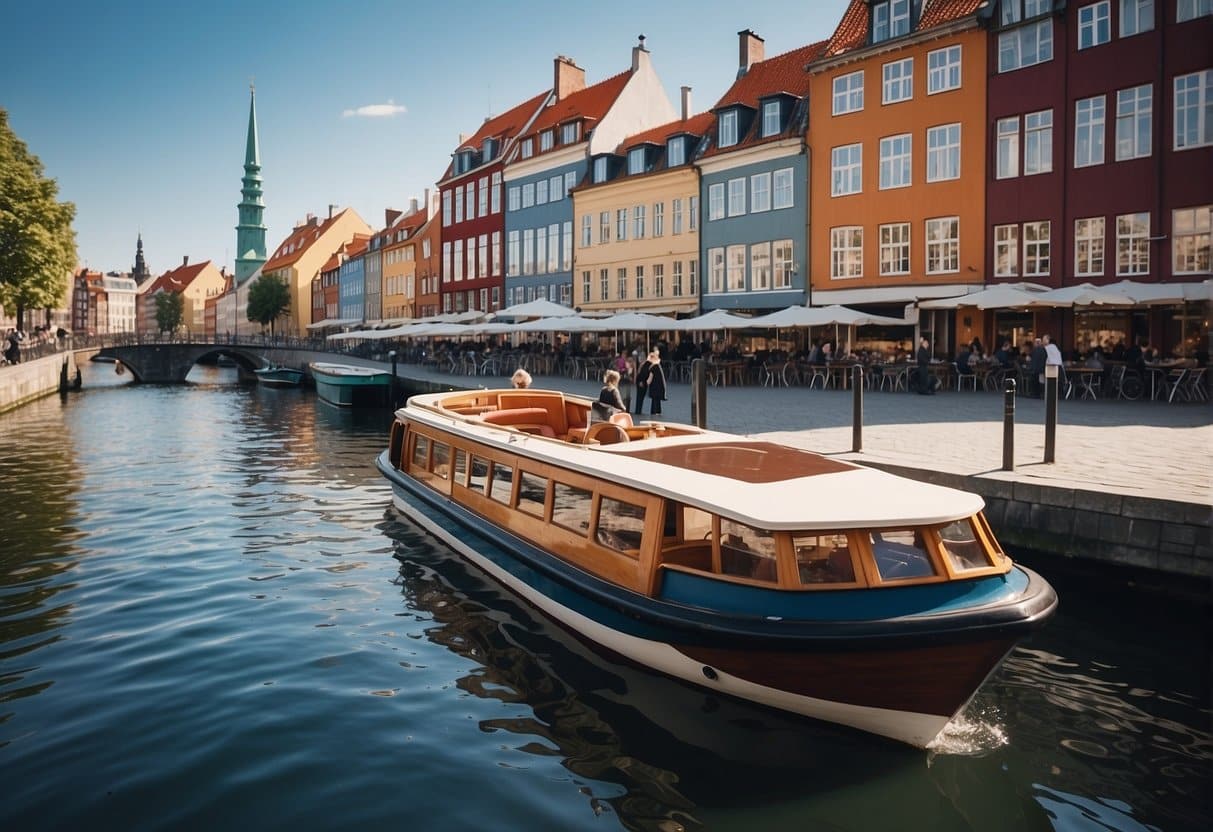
0,363,1208,831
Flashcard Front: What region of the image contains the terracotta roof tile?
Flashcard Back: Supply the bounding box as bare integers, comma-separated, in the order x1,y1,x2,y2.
145,260,213,294
263,208,354,272
620,112,715,151
823,0,984,59
520,70,631,147
714,41,826,110
456,91,550,154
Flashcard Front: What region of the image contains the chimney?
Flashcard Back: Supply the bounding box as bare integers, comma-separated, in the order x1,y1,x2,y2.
385,208,403,227
681,86,692,121
182,255,189,266
328,204,337,219
553,55,585,101
632,35,649,73
409,197,420,215
307,213,318,227
738,29,765,78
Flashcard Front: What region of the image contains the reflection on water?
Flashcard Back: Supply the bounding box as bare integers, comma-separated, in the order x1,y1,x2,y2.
0,368,1208,830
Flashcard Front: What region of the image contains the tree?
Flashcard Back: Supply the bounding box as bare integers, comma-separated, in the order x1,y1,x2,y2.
154,291,184,335
0,109,77,331
246,274,290,335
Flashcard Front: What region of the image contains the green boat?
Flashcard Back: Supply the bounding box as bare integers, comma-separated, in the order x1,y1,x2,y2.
254,365,305,388
309,362,393,407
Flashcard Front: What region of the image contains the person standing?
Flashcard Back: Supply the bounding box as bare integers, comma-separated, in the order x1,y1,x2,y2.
511,368,532,389
613,350,634,411
5,329,22,365
1028,337,1047,396
643,350,667,416
634,352,651,415
597,370,627,413
915,336,935,394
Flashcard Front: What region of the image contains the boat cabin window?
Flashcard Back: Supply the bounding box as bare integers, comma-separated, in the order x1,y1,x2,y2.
595,496,644,557
412,435,430,470
432,442,451,480
870,530,937,581
793,533,858,585
719,518,778,584
517,471,548,518
681,506,713,542
469,455,490,494
552,481,592,534
937,518,990,572
453,449,468,486
489,463,514,504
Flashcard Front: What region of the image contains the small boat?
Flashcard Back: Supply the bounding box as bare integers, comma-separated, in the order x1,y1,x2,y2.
216,355,237,367
376,388,1057,748
309,362,393,407
254,365,305,388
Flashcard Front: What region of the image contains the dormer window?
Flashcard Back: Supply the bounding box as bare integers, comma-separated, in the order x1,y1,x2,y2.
540,130,554,151
761,101,781,137
873,0,911,43
482,138,496,161
627,147,646,175
521,138,534,159
561,122,580,144
719,110,739,147
667,137,685,167
593,156,609,183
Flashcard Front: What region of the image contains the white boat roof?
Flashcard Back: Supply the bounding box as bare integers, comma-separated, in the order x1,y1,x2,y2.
310,362,391,378
401,390,984,531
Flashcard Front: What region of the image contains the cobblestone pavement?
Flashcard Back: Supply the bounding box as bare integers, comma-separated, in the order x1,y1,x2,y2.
396,363,1212,505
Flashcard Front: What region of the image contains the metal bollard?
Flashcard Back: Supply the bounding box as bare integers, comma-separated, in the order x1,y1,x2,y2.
388,350,399,408
1044,364,1058,464
690,358,707,428
1002,377,1016,471
852,364,863,453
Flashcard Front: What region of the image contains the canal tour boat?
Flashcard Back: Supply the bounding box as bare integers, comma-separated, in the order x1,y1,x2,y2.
376,387,1057,748
309,362,393,407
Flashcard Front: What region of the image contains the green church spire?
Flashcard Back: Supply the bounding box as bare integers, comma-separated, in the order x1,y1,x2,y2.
235,82,267,284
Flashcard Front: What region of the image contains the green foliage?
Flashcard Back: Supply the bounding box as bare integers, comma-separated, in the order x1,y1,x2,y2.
245,274,290,334
154,291,184,334
0,109,77,329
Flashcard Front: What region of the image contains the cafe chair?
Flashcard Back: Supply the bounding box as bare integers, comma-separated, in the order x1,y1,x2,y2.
952,363,977,392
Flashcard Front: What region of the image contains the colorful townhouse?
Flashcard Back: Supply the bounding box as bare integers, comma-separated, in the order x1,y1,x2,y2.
439,93,549,315
573,89,710,315
258,207,371,337
136,257,227,336
338,234,371,323
364,226,384,325
382,201,431,323
503,42,678,308
414,208,443,319
697,31,824,314
311,236,364,330
806,1,990,332
987,0,1212,351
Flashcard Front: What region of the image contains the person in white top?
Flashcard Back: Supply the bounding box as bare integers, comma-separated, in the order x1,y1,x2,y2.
1043,334,1063,368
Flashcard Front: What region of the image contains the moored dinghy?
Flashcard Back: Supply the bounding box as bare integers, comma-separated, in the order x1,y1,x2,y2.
254,364,305,388
376,387,1057,747
309,362,393,407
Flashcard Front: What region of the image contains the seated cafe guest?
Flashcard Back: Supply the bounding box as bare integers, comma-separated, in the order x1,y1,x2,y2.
994,341,1015,368
955,346,974,374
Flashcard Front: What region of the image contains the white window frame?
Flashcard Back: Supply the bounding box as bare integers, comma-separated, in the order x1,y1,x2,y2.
1024,110,1053,174
882,58,913,104
831,144,862,196
1178,0,1212,21
672,198,683,234
521,182,535,208
521,138,533,159
667,137,685,167
750,242,772,290
708,183,725,220
581,214,592,248
1115,85,1152,161
750,172,772,212
727,177,746,217
726,245,746,291
1077,1,1110,48
628,147,646,175
927,45,962,94
830,227,864,279
593,156,608,183
635,265,645,300
994,224,1020,277
879,223,910,275
925,217,960,274
719,110,739,147
616,208,628,241
491,172,502,214
879,134,912,189
1075,95,1106,167
1119,0,1154,36
926,123,960,182
773,240,794,288
709,248,725,293
997,117,1020,179
1074,216,1105,277
1023,220,1051,276
1172,206,1211,274
672,261,684,297
535,227,546,275
773,168,794,209
561,122,579,144
762,101,781,137
634,204,646,239
536,178,548,205
690,196,698,230
654,263,664,297
998,21,1053,73
1116,212,1150,275
872,0,910,42
832,71,864,115
599,211,610,244
540,129,554,152
1174,70,1212,150
654,202,664,237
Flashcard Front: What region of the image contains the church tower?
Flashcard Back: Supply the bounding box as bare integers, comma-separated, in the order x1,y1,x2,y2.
235,84,267,283
131,233,151,285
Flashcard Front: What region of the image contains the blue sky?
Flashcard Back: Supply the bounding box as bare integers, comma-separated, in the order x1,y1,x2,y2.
3,0,850,275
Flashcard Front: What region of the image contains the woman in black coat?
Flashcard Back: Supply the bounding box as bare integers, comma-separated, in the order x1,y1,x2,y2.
642,350,667,416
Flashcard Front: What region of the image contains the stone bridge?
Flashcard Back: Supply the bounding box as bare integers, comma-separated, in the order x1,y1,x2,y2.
96,342,332,384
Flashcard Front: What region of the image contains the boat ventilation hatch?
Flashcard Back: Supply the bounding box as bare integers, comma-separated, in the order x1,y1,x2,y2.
702,666,718,681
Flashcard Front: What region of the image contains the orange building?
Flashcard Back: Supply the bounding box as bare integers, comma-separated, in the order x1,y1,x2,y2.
807,0,990,337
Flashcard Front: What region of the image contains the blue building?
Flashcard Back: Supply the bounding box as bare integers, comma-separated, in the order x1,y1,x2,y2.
339,239,369,323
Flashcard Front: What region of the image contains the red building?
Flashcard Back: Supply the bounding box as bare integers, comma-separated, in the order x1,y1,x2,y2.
986,0,1211,352
437,92,549,315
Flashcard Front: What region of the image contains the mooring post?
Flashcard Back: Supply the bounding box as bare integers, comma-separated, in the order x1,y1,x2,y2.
1002,376,1016,471
388,350,399,407
691,358,707,428
851,364,863,453
1044,364,1058,464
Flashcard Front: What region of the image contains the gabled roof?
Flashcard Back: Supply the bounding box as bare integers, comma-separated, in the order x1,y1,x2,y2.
442,91,550,180
384,207,429,248
620,112,715,151
517,70,631,150
142,260,213,294
821,0,984,60
263,208,356,272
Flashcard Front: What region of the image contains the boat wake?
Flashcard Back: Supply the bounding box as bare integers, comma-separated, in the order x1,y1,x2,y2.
927,708,1010,758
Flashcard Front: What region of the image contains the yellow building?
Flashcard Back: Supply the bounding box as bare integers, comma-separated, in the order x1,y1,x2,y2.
137,258,228,336
381,202,430,323
572,105,711,315
260,207,370,336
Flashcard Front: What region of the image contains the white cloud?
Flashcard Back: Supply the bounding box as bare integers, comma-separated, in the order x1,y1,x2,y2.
341,100,407,118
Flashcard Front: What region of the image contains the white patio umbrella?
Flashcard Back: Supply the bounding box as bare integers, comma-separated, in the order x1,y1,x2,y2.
591,311,675,331
751,304,908,327
919,284,1051,310
1100,280,1189,305
1187,280,1213,302
492,298,576,319
512,315,597,332
669,309,752,331
1034,282,1135,307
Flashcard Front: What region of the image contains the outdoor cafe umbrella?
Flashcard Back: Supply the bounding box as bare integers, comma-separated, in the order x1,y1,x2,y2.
669,309,752,331
750,304,908,328
492,298,577,319
592,311,674,331
918,284,1050,310
1033,282,1134,307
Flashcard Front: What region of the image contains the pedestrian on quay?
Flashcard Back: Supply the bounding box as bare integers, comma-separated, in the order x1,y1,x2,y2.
915,336,937,395
5,328,23,365
511,368,532,389
613,350,634,410
1028,337,1047,396
633,349,651,415
641,350,667,416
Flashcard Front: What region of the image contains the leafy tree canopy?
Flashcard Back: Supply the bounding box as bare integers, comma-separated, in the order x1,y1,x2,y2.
246,274,290,334
0,109,77,328
154,290,184,334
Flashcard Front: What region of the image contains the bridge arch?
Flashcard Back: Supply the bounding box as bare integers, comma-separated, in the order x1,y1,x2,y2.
98,343,276,384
